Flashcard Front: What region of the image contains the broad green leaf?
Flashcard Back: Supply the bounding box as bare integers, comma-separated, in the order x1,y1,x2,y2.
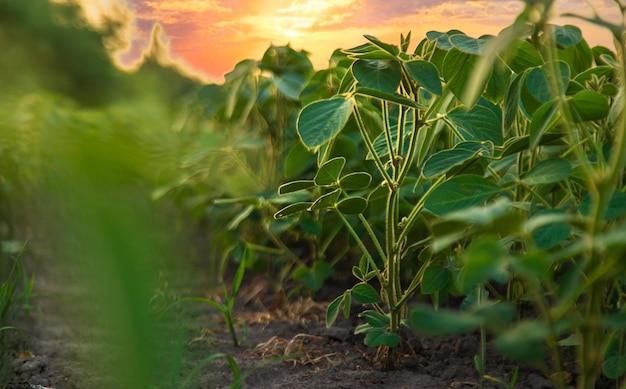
522,158,572,185
362,327,402,347
603,356,626,380
449,34,490,55
502,133,565,158
355,86,424,109
530,209,571,250
326,293,348,327
351,282,380,304
426,30,455,50
505,39,543,73
409,305,483,336
443,47,486,107
315,157,346,185
553,25,582,48
568,90,610,122
358,310,389,327
339,172,372,189
336,197,368,214
344,42,394,59
303,261,334,291
573,66,613,85
446,105,503,145
421,264,450,294
284,142,315,178
404,60,442,95
364,35,400,57
352,59,402,93
424,175,502,216
310,189,341,210
529,101,560,150
274,202,312,219
602,312,626,331
436,197,512,226
579,191,626,221
422,141,490,178
503,73,523,133
273,72,306,100
297,96,353,149
278,180,315,194
525,61,570,104
495,321,548,363
460,237,508,291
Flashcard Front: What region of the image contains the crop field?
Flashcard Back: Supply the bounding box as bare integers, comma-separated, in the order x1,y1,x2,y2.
1,1,626,388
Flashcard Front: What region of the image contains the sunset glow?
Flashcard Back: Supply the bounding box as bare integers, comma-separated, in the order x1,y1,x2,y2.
79,0,619,82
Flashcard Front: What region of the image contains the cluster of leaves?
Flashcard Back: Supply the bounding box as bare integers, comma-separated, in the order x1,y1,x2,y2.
274,0,626,386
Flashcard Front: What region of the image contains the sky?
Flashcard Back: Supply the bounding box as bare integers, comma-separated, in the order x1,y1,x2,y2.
79,0,620,83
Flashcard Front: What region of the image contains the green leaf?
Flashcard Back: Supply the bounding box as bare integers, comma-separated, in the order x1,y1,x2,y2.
273,73,306,100
506,39,543,73
310,189,341,210
579,191,626,221
404,60,442,95
362,327,402,347
326,294,346,327
422,141,490,178
503,73,523,132
421,265,450,294
449,34,490,55
460,236,508,291
530,209,571,250
336,197,368,214
364,35,400,57
525,61,570,104
315,157,346,185
358,310,389,327
274,202,312,219
529,101,560,150
297,96,353,149
409,305,483,336
278,180,316,194
522,158,572,185
553,25,582,48
285,142,315,178
443,47,487,107
601,312,626,331
352,59,402,94
568,90,610,122
351,283,380,304
339,172,372,189
303,261,334,291
495,321,548,363
425,175,502,216
355,86,424,109
446,105,503,145
603,356,626,379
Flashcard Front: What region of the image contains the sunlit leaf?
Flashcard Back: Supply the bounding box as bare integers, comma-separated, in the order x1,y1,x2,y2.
553,25,583,48
352,59,402,93
404,60,442,95
297,96,353,148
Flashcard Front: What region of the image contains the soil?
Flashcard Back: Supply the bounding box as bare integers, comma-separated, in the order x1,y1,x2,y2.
0,238,615,389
